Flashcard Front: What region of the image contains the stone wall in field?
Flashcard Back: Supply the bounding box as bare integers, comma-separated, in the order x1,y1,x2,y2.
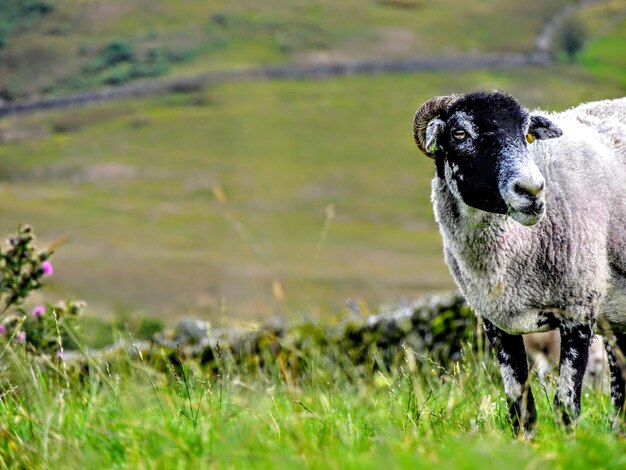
64,292,477,375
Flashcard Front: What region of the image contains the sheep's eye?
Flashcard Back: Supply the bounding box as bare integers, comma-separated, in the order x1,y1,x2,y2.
453,129,466,140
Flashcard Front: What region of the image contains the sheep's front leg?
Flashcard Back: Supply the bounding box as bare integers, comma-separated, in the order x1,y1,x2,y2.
554,321,594,425
483,319,536,435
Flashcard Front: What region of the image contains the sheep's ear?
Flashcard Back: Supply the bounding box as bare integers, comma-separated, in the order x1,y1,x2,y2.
425,118,445,154
529,115,562,140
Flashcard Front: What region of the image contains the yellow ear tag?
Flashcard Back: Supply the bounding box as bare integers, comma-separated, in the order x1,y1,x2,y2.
526,133,535,144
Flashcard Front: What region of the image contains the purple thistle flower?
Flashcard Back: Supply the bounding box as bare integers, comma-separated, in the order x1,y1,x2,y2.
56,351,66,360
0,324,6,335
42,261,54,276
16,331,26,343
32,305,45,317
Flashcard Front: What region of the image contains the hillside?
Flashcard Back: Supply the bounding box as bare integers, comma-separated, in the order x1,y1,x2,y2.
0,0,576,100
0,0,624,322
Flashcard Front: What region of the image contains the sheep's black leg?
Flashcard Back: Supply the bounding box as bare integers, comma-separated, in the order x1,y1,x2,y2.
483,318,536,435
604,333,626,414
554,321,594,425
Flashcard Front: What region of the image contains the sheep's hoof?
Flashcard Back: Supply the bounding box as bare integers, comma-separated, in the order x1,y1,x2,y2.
508,399,537,438
553,398,579,429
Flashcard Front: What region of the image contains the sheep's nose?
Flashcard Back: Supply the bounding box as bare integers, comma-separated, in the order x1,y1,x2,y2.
512,179,544,199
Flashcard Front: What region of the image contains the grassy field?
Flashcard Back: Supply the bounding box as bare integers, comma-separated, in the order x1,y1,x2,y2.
1,338,625,468
0,62,624,323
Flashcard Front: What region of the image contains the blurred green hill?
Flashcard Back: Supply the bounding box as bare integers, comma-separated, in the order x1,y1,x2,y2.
0,0,593,100
0,0,624,323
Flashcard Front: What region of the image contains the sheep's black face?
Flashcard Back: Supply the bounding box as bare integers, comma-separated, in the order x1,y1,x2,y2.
427,91,562,226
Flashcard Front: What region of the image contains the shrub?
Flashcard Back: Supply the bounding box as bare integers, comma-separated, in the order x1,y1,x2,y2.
23,0,54,15
132,47,170,78
0,225,84,356
557,18,586,62
85,40,136,73
0,83,18,102
0,0,54,50
82,41,178,86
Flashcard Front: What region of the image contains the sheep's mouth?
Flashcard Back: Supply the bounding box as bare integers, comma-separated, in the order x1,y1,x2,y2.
510,203,546,226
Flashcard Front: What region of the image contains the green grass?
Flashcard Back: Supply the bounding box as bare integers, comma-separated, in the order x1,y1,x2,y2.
1,339,625,468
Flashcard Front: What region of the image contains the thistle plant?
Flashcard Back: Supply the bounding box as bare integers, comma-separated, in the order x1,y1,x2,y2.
0,224,84,355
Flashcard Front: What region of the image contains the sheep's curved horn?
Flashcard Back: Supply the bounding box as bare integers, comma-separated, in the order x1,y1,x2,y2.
413,95,459,158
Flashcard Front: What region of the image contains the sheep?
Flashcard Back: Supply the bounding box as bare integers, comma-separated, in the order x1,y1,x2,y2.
412,90,626,435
